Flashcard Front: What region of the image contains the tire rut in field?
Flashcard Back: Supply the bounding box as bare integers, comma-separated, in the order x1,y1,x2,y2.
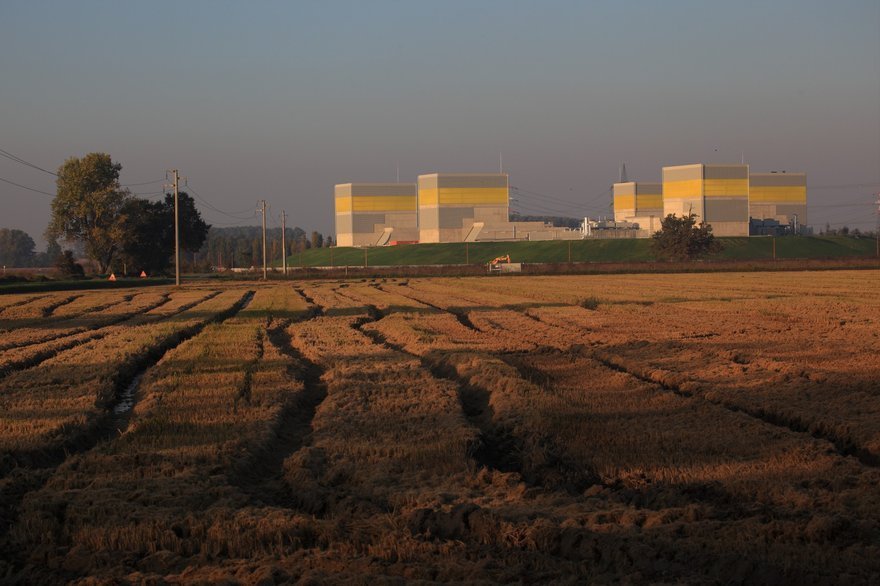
0,292,214,381
231,320,330,513
507,302,880,469
590,350,880,468
346,302,535,484
293,286,325,317
0,295,47,314
41,294,84,317
384,286,481,332
0,290,256,540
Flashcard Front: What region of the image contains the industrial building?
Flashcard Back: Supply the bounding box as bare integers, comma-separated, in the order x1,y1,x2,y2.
612,181,663,235
336,162,808,247
749,172,807,230
333,173,581,246
662,164,750,237
334,183,418,247
418,173,513,243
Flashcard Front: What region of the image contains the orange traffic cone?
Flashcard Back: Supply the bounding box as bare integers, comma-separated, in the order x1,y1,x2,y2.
140,270,147,278
108,273,116,282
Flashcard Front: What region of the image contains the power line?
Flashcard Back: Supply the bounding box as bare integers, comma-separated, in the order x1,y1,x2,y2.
186,183,256,220
808,182,880,190
511,185,585,207
809,201,875,209
121,178,165,187
0,148,58,176
0,175,54,196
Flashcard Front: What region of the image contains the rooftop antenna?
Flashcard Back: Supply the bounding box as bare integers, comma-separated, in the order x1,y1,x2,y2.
396,161,400,183
499,152,503,174
619,163,628,183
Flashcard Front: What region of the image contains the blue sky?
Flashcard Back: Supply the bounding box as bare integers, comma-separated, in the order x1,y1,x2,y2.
1,0,878,244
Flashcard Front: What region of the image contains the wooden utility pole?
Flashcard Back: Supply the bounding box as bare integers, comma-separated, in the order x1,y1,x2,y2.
257,200,268,280
165,169,181,286
280,210,288,277
875,194,880,258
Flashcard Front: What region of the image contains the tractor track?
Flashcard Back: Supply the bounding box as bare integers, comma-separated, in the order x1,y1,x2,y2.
0,292,220,380
591,349,880,469
481,300,880,470
0,290,255,541
0,292,156,351
334,292,548,488
231,314,330,514
383,286,482,332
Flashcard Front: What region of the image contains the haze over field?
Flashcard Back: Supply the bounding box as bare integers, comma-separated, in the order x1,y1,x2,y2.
1,0,878,245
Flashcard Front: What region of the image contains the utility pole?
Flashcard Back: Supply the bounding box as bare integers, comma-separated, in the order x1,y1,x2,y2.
257,200,268,280
875,193,880,258
280,210,288,277
165,169,181,286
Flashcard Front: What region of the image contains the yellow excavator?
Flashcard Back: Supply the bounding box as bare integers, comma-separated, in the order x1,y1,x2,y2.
488,255,511,272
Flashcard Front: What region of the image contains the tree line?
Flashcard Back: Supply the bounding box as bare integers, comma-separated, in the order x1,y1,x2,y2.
191,226,332,272
1,152,332,275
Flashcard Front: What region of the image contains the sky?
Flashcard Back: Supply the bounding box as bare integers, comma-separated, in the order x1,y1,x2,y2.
1,0,878,247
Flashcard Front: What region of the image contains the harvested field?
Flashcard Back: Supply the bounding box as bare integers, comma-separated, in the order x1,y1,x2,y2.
1,271,879,583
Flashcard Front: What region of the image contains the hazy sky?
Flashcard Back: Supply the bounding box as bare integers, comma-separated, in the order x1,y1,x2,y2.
2,0,878,246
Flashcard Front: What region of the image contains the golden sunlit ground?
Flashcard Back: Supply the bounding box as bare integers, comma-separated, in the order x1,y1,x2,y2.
1,270,879,583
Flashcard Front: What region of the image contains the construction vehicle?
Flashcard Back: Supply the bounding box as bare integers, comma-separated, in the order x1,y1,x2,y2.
488,254,512,272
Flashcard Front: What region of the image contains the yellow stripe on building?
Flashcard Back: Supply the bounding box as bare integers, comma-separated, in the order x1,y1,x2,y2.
351,195,417,212
419,188,439,207
749,186,807,203
704,179,748,197
663,179,703,198
335,197,352,213
636,194,663,209
439,187,509,206
614,194,636,211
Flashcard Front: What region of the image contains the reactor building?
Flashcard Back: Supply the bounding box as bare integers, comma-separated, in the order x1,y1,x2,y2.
612,181,663,235
334,162,808,246
662,164,750,237
748,172,807,229
334,183,419,247
418,173,512,243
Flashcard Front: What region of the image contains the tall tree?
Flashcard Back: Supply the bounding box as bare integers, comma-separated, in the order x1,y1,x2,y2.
170,192,210,254
311,231,323,249
117,192,210,275
46,153,130,273
118,198,169,274
0,228,36,267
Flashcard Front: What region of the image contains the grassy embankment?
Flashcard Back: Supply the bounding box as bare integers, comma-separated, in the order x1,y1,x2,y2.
284,235,878,267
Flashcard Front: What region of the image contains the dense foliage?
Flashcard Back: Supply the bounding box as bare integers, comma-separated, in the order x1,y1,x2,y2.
194,226,331,270
118,192,210,275
0,228,36,267
651,213,723,260
46,153,129,273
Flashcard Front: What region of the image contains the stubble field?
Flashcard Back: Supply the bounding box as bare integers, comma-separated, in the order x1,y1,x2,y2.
1,270,879,584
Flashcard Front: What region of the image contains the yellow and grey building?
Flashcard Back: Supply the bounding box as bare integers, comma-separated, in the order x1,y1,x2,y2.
662,164,750,237
748,173,807,227
612,182,663,234
418,173,512,243
334,183,419,247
